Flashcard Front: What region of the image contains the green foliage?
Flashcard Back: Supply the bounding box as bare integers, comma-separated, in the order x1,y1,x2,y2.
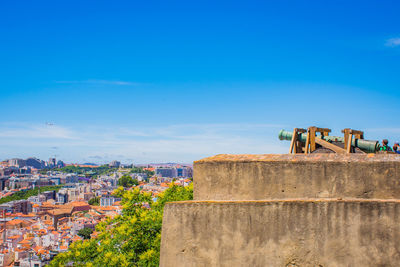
129,167,144,173
49,184,193,267
0,185,63,205
78,227,94,240
118,175,139,188
58,165,86,174
88,197,100,206
57,165,154,180
38,168,52,175
58,165,116,177
144,170,155,178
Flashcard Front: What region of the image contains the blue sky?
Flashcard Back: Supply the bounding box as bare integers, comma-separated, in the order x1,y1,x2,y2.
1,0,400,163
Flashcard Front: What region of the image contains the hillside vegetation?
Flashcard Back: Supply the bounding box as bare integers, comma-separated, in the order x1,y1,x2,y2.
0,185,63,205
49,184,193,266
41,165,155,179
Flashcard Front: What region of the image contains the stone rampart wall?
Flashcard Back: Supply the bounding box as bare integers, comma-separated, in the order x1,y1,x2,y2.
160,199,400,267
160,154,400,266
194,154,400,200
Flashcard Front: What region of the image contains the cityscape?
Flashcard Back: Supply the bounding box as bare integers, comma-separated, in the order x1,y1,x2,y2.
0,157,192,266
2,0,400,266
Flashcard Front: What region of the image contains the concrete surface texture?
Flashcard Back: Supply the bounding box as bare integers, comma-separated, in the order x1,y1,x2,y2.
194,154,400,200
160,154,400,267
160,200,400,267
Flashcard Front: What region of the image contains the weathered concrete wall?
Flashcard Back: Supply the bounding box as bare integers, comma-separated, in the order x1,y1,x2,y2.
160,154,400,266
160,199,400,267
194,154,400,200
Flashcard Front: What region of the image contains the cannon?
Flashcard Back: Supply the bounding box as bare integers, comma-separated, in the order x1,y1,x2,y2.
279,128,380,154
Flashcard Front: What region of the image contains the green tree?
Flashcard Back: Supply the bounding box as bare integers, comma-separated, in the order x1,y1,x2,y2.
49,184,193,267
0,185,63,205
78,227,94,240
88,197,100,206
129,167,143,173
39,168,51,175
58,165,115,177
144,169,155,178
118,175,138,188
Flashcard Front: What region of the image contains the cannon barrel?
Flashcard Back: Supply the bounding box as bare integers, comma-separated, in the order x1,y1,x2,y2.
278,129,380,153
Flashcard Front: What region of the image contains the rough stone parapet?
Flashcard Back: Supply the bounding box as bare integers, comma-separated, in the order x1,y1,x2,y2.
195,153,400,163
160,154,400,266
194,154,400,200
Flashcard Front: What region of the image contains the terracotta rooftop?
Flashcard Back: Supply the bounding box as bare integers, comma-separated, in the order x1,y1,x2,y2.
10,213,24,217
67,201,90,207
18,239,31,244
47,206,73,216
15,247,29,252
22,213,36,217
7,219,24,225
72,235,83,242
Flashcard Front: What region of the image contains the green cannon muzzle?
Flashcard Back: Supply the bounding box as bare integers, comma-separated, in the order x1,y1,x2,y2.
278,129,379,153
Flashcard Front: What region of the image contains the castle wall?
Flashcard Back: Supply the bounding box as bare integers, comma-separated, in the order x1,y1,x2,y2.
160,199,400,267
160,154,400,266
194,154,400,200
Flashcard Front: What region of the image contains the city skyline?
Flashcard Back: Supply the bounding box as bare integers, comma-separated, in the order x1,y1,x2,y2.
1,1,400,163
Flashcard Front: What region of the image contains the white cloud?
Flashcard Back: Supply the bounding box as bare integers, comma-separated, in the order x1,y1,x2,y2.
385,38,400,47
55,80,138,86
0,123,77,139
0,123,288,164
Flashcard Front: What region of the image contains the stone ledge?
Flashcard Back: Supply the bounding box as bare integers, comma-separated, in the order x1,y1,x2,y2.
167,198,400,205
194,155,400,200
195,153,400,163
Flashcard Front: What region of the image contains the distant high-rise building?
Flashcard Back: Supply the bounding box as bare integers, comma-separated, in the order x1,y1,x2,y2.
155,166,192,178
109,160,121,168
179,166,193,178
8,158,26,168
155,167,177,178
57,160,65,168
48,158,57,168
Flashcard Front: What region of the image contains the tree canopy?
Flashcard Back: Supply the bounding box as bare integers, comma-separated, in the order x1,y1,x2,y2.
55,165,154,180
0,185,63,205
49,184,193,267
118,175,139,187
58,165,115,177
88,197,100,206
78,227,94,240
